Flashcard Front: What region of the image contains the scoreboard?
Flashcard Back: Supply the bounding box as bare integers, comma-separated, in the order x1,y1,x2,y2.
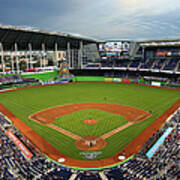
99,41,130,58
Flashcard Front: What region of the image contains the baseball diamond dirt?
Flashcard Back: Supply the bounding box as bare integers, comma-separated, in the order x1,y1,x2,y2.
29,103,151,151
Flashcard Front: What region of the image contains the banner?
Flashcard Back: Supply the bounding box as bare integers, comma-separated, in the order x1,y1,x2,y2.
156,51,167,56
105,78,113,82
151,81,161,87
6,130,33,159
122,78,130,83
146,127,173,158
113,78,122,82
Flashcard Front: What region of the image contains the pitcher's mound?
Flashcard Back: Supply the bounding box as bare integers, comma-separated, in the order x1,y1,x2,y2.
84,119,97,125
76,136,106,151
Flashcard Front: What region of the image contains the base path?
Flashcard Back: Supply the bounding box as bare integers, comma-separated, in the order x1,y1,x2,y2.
0,100,179,168
102,113,152,139
48,124,82,140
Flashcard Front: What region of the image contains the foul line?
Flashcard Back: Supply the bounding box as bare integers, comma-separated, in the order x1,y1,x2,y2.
101,113,152,140
48,124,82,141
30,115,83,141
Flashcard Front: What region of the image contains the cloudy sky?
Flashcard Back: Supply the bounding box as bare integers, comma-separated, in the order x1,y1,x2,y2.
1,0,180,40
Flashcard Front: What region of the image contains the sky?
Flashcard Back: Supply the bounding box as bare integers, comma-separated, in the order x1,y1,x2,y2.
1,0,180,40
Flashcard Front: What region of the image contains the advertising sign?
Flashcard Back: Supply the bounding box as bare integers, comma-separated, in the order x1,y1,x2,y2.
105,78,113,82
167,52,172,56
122,78,130,83
146,127,173,158
113,78,122,82
6,130,33,159
151,81,161,87
156,51,167,56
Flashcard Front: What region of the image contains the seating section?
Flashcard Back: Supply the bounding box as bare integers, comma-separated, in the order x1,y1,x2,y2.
139,59,155,69
104,72,141,79
39,168,72,180
177,62,180,72
114,60,130,68
98,58,180,72
0,114,73,179
85,64,101,69
75,172,102,180
168,77,180,85
129,60,140,68
104,110,180,180
0,75,37,85
163,59,179,70
101,61,113,68
21,77,37,82
153,59,166,70
0,75,22,85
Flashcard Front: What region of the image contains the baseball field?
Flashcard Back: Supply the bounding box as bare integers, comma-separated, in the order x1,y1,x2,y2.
0,82,179,168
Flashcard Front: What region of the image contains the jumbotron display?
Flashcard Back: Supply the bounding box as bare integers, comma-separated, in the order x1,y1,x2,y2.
99,41,130,57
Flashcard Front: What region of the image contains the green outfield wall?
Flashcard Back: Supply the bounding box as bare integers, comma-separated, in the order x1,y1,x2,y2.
73,76,123,82
73,76,105,81
72,76,179,89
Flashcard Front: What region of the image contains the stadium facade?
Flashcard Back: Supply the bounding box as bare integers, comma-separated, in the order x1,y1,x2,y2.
0,25,179,73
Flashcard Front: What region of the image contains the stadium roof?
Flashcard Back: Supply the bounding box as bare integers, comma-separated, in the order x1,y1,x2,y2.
138,38,180,47
104,39,132,42
0,25,102,51
1,24,180,50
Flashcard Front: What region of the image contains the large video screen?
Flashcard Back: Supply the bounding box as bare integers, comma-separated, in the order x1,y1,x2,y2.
99,41,130,57
99,42,129,52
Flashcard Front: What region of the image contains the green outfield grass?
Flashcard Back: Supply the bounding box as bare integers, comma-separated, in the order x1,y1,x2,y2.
0,82,179,160
53,109,128,137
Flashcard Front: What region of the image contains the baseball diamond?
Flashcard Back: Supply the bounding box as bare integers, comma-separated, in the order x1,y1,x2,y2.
29,103,151,151
0,82,179,168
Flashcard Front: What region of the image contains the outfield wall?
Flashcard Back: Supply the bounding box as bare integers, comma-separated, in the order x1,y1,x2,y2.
1,75,179,93
1,70,179,88
73,76,180,91
73,76,123,82
73,76,105,82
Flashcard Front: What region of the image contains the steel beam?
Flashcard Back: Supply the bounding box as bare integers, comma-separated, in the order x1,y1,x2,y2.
0,43,5,74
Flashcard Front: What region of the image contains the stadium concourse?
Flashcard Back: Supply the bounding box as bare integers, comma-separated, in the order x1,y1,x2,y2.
0,106,179,179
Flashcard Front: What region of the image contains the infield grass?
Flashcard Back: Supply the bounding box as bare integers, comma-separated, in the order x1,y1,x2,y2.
53,109,128,137
0,82,179,160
